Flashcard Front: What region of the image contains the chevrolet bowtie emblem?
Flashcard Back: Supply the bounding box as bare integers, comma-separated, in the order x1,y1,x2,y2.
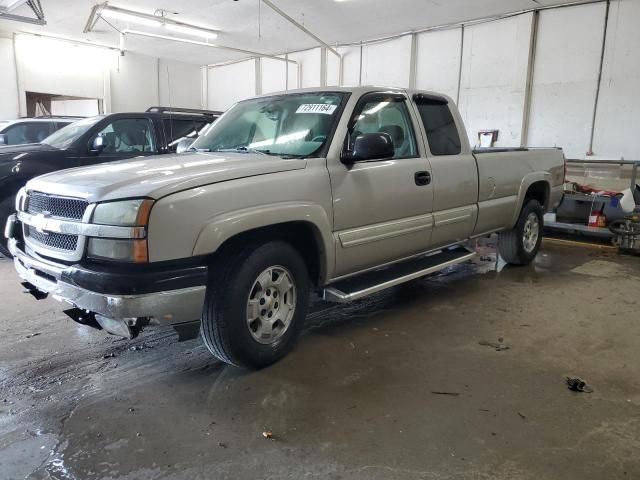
33,211,51,235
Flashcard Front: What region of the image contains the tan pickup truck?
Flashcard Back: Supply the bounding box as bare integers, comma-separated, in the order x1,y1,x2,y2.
5,86,565,368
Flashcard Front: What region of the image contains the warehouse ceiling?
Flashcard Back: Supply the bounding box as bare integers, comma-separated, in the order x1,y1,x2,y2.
0,0,580,64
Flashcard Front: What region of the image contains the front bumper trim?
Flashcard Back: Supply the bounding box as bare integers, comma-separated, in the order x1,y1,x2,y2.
10,240,206,326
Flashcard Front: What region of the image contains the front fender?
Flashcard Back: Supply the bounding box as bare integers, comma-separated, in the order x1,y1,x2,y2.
193,202,335,282
508,172,551,228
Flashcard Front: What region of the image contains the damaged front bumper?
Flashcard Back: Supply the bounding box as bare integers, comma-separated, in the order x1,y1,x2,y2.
8,234,207,338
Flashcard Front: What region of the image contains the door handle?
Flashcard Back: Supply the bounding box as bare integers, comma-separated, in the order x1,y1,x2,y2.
414,171,431,186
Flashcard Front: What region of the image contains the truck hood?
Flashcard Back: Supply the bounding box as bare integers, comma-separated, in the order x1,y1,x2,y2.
27,152,308,203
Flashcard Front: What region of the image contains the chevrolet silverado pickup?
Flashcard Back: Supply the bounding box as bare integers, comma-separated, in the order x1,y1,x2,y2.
5,87,565,369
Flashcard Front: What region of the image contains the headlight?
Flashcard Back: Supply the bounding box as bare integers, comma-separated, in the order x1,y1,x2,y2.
92,199,154,226
87,238,148,263
88,198,153,262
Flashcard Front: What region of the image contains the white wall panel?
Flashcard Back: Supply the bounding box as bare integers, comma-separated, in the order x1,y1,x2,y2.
207,60,256,111
0,37,19,119
288,48,321,88
286,58,299,90
51,99,100,116
415,28,462,101
593,0,640,160
14,34,114,114
458,13,532,148
261,57,287,94
158,59,202,110
327,45,361,87
110,52,159,113
527,3,606,158
361,36,412,87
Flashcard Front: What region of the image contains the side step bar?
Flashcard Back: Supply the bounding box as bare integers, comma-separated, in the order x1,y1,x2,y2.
323,246,476,303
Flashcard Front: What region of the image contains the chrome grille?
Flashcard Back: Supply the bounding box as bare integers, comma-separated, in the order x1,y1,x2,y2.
27,226,79,251
27,192,88,220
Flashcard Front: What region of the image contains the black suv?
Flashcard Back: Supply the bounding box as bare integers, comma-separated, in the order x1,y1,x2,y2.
0,107,222,257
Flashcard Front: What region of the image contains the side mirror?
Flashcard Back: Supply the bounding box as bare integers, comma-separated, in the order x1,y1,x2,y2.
0,134,7,146
341,132,395,164
90,135,106,155
176,137,195,154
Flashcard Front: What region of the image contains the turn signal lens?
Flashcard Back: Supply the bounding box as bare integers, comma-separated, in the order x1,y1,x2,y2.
87,238,148,263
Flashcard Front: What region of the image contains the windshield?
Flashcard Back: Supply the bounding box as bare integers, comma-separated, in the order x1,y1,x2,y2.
42,116,103,149
191,92,347,158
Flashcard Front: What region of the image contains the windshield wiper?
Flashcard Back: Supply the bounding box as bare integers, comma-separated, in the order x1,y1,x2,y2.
214,147,271,155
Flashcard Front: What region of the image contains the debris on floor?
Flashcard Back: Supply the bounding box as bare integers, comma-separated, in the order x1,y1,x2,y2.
431,391,460,396
566,377,594,393
262,431,274,440
25,332,41,339
479,338,510,351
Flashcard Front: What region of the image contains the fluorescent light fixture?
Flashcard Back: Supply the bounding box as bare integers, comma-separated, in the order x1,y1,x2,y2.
165,23,217,39
100,8,162,27
96,5,220,39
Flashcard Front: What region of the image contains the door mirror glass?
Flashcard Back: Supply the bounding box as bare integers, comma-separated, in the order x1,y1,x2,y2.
0,134,6,146
90,135,106,154
176,137,195,153
342,132,395,163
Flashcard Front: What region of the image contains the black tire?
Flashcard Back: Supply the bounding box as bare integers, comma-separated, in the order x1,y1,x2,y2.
0,196,15,259
498,199,544,266
200,240,310,369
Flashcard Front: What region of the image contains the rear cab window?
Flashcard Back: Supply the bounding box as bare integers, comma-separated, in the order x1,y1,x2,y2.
413,94,462,156
163,118,210,151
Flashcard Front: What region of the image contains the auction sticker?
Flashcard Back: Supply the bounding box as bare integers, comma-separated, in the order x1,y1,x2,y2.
296,104,338,115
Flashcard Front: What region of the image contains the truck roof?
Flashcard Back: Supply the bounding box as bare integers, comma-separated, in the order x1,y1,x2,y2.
242,85,454,103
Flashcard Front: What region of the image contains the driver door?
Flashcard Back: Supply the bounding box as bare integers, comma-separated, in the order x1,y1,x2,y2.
79,117,159,166
328,92,435,277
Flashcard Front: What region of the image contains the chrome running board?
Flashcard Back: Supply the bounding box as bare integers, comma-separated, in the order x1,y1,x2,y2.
323,246,476,303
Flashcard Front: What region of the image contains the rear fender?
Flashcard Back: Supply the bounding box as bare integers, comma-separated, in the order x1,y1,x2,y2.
509,173,551,228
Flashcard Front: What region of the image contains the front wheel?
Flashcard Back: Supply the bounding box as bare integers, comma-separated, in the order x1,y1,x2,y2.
200,241,310,369
498,199,543,266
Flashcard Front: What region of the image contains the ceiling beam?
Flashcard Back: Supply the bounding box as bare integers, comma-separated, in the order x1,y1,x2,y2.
260,0,340,58
122,29,298,64
0,11,45,24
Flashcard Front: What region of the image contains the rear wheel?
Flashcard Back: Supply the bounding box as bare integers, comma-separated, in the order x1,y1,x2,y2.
200,241,310,369
498,199,543,266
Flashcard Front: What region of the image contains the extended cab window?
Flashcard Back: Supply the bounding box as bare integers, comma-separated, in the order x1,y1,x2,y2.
414,96,462,156
349,95,418,159
94,118,156,154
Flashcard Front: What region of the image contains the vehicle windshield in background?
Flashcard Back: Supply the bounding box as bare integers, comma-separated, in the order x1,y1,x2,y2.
192,92,347,158
42,116,103,149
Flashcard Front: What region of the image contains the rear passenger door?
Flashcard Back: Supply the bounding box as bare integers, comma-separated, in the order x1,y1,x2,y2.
329,91,434,277
411,94,479,248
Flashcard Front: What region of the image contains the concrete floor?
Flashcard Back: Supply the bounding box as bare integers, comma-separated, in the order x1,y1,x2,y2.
0,241,639,480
